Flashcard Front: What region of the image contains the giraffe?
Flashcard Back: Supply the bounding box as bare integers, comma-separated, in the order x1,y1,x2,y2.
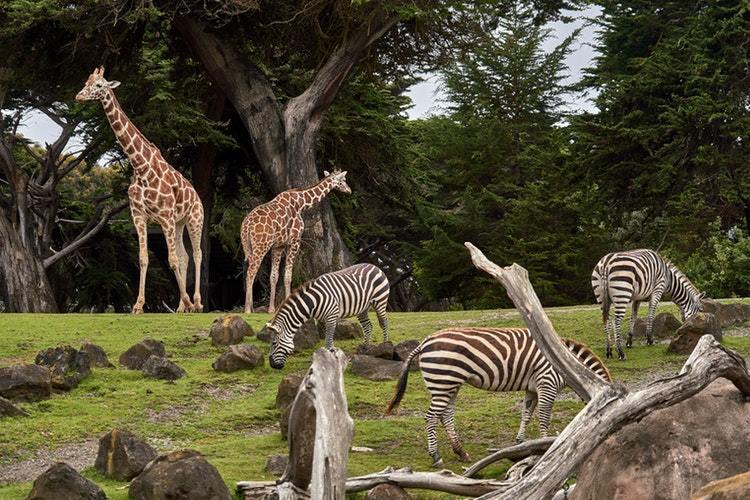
241,170,351,313
76,66,204,314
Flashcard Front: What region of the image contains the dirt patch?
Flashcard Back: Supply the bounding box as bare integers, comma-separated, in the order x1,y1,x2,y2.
201,383,257,401
0,438,98,484
724,325,750,337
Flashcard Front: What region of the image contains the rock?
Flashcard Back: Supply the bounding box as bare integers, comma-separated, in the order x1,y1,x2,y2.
0,395,28,417
350,355,404,381
129,449,231,500
212,344,264,372
141,355,185,380
367,484,412,500
572,379,750,500
718,303,750,328
35,345,91,391
80,342,114,368
317,319,364,340
210,314,253,346
94,429,157,481
265,455,288,476
254,305,269,313
119,339,166,370
393,339,421,371
693,470,750,500
668,313,722,355
26,462,106,500
275,373,304,410
256,326,271,343
632,312,682,341
701,298,721,316
280,404,293,440
356,341,395,360
294,320,320,351
0,364,52,402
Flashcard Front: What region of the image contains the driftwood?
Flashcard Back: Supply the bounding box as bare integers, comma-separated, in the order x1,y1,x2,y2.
463,242,750,499
463,437,555,478
238,348,353,499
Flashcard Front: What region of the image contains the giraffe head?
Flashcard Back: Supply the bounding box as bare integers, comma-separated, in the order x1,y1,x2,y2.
75,66,121,102
323,169,351,194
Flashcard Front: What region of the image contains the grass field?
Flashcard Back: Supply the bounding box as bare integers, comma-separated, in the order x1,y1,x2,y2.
1,301,749,499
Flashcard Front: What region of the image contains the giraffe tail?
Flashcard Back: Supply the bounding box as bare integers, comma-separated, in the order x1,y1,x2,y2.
384,342,423,416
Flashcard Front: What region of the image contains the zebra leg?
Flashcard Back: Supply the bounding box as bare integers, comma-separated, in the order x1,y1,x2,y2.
516,390,538,443
324,316,337,351
603,307,613,359
357,312,373,345
374,300,389,343
646,287,664,346
627,301,640,348
441,392,469,462
425,391,454,468
612,303,628,360
536,385,558,438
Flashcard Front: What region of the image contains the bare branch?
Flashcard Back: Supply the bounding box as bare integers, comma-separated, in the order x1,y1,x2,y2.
58,137,105,179
43,200,128,268
463,437,556,478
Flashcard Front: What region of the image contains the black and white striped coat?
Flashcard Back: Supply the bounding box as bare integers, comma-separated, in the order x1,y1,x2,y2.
385,327,610,467
591,249,704,360
267,263,389,369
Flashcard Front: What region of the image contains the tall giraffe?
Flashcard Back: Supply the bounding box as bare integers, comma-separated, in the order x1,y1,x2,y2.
241,170,351,313
76,66,204,313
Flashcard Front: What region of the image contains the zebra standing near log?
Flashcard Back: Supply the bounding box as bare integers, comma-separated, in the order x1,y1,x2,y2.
385,327,611,467
591,248,704,360
266,263,389,369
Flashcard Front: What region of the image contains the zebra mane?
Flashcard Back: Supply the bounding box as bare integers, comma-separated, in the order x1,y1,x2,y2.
269,279,315,325
663,258,701,298
562,337,612,382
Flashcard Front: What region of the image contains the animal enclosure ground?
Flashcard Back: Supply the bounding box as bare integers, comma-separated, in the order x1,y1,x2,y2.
1,302,749,499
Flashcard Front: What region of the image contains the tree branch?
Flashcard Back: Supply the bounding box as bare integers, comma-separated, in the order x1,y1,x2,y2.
57,137,105,179
43,199,128,268
463,437,556,478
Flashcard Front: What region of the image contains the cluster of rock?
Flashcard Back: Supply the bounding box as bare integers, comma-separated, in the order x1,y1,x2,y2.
25,428,232,500
209,314,264,372
120,338,185,380
350,339,421,381
629,299,750,355
256,318,364,350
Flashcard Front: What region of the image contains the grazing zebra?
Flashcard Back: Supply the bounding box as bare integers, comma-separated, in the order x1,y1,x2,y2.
591,249,704,360
384,327,610,467
266,263,389,369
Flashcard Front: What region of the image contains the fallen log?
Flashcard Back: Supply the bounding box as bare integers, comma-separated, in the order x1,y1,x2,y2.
463,437,555,478
463,242,750,500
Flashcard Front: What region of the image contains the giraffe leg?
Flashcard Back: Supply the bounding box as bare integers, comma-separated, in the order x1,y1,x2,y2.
373,299,389,343
516,390,538,443
175,222,189,304
441,391,469,461
283,240,301,303
268,247,283,314
244,246,268,314
187,216,203,312
162,222,192,313
357,312,373,345
132,214,148,314
536,384,558,438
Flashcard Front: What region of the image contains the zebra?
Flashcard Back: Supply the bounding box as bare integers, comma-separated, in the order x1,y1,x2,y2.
266,263,389,369
591,248,704,360
384,327,611,467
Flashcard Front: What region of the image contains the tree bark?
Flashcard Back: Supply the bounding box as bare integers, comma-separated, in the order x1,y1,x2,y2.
0,209,57,312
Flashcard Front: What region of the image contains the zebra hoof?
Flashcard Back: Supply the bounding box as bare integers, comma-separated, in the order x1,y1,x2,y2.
646,339,654,346
605,348,613,359
432,457,444,468
618,353,626,361
515,436,526,444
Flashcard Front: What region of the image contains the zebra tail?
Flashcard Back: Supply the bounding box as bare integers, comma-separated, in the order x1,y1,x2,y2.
384,344,421,416
600,269,611,323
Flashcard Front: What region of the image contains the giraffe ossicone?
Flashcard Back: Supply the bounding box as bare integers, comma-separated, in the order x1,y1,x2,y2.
241,170,351,313
76,66,205,314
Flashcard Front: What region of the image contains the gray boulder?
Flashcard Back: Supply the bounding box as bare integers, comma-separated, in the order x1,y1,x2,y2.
265,455,288,476
94,428,157,481
317,319,364,340
212,344,264,372
350,355,404,381
632,312,682,341
394,339,421,371
119,339,166,370
35,346,91,391
718,303,750,328
0,395,29,417
294,320,320,351
668,313,722,355
129,449,231,500
0,364,51,402
572,379,750,500
367,484,412,499
26,462,106,500
256,326,271,343
693,470,750,500
275,373,304,410
210,314,253,346
141,355,185,380
356,341,395,360
80,342,114,368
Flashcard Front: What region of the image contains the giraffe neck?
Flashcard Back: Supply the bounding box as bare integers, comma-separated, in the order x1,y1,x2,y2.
296,177,334,210
100,89,156,178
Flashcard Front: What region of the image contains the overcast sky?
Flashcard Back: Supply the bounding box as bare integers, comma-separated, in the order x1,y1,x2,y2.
18,6,602,150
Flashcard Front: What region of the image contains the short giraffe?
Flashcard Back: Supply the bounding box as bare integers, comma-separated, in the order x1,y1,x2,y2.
241,170,351,313
76,66,204,313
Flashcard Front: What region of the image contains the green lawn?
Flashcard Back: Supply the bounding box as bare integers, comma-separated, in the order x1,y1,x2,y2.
1,302,749,499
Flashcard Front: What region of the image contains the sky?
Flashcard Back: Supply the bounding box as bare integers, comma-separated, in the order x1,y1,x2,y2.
18,6,602,149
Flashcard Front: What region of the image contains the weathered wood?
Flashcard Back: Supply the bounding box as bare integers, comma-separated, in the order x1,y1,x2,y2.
345,467,511,496
463,437,555,478
463,242,750,500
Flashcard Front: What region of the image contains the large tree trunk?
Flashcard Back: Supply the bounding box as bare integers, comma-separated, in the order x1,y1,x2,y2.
0,211,57,312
